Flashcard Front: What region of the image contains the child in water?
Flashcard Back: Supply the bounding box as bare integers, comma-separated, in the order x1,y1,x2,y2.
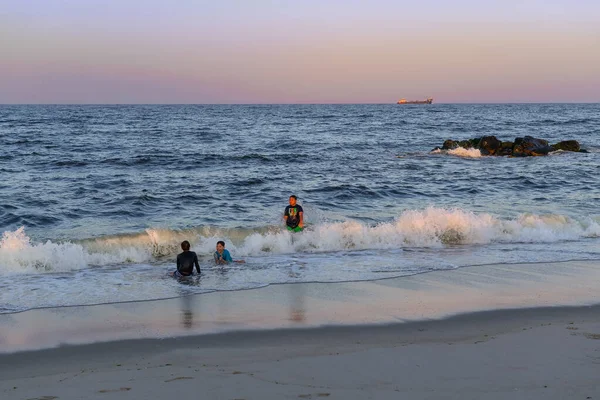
214,240,245,265
284,195,304,232
174,240,201,277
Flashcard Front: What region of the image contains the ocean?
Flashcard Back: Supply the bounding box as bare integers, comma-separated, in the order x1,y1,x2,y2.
1,104,599,314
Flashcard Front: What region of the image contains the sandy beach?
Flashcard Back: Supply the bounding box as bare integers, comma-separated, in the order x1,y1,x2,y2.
4,1,600,397
1,260,600,399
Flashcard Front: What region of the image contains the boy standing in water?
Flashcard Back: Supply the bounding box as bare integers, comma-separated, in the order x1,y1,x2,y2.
284,195,304,232
174,240,201,277
214,240,245,265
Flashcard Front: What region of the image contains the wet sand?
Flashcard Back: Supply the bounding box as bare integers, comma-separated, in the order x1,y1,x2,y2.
1,306,600,399
1,260,600,399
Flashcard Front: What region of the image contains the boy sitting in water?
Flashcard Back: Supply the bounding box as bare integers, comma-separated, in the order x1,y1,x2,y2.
174,240,201,277
214,240,244,265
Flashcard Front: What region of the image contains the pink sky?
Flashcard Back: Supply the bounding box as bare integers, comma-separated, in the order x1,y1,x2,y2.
1,1,599,103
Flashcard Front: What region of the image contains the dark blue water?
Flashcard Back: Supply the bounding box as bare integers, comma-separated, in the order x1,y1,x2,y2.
1,104,599,313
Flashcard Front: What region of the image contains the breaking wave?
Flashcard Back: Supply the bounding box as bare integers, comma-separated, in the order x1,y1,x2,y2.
2,207,599,276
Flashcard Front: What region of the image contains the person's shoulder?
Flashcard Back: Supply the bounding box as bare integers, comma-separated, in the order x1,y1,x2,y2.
223,249,231,255
298,204,304,211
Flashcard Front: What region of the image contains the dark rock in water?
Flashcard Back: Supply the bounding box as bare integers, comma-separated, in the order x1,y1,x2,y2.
513,136,552,157
434,136,581,157
478,136,502,156
458,140,474,149
552,140,581,152
512,143,524,157
498,141,514,156
524,136,553,156
442,139,458,150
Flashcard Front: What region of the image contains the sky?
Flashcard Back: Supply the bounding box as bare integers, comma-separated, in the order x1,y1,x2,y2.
1,0,599,104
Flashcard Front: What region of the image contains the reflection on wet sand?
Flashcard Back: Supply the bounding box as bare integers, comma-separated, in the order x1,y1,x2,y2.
180,293,194,329
289,284,306,323
175,277,201,330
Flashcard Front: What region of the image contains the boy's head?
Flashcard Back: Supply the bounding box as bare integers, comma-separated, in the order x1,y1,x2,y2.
216,240,225,252
181,240,191,251
289,195,298,206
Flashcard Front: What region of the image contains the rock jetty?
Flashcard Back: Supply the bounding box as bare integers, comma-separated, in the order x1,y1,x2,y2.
434,136,585,157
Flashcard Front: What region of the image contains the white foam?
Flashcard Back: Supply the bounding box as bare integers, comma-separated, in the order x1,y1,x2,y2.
430,147,482,158
0,227,87,273
212,208,600,256
1,208,599,276
501,213,600,242
0,227,151,275
447,147,482,158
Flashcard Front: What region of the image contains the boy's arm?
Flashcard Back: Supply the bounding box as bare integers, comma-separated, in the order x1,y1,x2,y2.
298,211,304,227
194,254,201,274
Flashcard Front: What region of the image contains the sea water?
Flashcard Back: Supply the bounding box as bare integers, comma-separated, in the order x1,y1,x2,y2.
1,104,599,313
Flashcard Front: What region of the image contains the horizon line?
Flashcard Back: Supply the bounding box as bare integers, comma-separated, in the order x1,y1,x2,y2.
1,102,599,106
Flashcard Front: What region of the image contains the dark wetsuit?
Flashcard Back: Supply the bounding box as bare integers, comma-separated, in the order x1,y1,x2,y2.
176,251,201,276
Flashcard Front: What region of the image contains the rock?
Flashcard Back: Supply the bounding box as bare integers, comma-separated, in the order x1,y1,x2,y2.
442,139,458,150
478,136,502,155
510,136,552,156
435,136,581,157
519,136,553,156
470,138,481,148
497,141,514,156
552,140,580,152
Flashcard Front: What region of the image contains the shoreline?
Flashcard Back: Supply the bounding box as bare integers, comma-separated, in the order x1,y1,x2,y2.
2,304,600,399
3,302,600,357
1,260,600,399
2,259,600,353
3,257,598,317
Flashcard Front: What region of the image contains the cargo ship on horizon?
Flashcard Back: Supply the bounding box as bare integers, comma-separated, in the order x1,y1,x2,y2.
397,97,433,104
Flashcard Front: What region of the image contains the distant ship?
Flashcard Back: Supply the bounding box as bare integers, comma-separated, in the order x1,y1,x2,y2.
397,97,433,104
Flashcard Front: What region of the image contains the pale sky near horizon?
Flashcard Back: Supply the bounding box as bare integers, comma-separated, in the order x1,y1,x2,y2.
1,0,599,104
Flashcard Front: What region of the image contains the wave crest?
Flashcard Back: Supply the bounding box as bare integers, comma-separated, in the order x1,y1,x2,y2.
1,208,599,275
